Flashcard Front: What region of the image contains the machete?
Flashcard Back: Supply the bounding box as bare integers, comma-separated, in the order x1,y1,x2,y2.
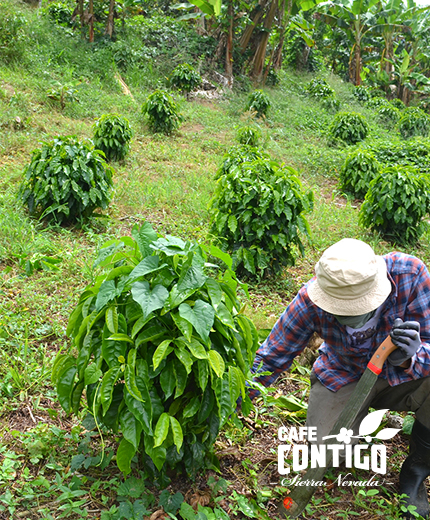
278,334,397,518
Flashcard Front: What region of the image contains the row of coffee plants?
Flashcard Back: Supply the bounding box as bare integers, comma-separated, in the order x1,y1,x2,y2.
209,145,314,279
340,138,430,243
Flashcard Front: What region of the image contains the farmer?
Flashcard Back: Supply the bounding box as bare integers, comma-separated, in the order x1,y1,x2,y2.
251,238,430,518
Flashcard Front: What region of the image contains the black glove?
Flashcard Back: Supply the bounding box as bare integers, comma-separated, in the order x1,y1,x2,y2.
388,318,421,367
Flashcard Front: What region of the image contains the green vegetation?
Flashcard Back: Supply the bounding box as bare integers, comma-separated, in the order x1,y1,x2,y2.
18,137,114,224
210,152,313,278
1,0,430,518
93,113,133,162
142,89,183,134
340,149,381,199
329,111,369,145
398,107,430,139
169,63,202,95
359,166,430,243
236,126,261,146
245,90,271,118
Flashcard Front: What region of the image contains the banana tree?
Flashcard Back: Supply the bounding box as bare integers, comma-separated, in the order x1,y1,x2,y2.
317,0,382,85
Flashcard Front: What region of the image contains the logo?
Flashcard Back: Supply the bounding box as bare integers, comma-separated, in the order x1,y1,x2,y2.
278,409,400,480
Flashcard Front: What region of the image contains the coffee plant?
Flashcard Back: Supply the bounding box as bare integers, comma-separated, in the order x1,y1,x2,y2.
363,138,430,173
93,113,133,162
366,96,387,109
168,63,202,96
142,90,183,135
328,111,369,145
398,107,430,139
216,145,269,179
321,95,340,112
52,222,258,477
18,137,114,224
209,156,313,278
340,149,381,199
245,90,270,118
378,103,400,125
353,85,370,103
390,98,405,110
305,78,335,99
236,126,261,147
359,165,430,243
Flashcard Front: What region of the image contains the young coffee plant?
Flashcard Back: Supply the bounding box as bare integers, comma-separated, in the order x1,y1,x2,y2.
305,78,335,100
390,98,405,110
378,103,400,126
142,90,183,135
328,111,369,145
93,113,133,162
363,138,430,173
52,222,258,478
398,107,430,139
209,156,314,278
321,95,340,112
353,85,370,103
366,96,387,109
18,137,114,224
168,63,202,96
245,90,270,118
235,126,261,147
359,165,430,243
340,149,381,199
216,145,269,179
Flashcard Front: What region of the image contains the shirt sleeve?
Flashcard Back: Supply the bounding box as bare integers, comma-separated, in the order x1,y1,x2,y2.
387,258,430,385
249,286,317,399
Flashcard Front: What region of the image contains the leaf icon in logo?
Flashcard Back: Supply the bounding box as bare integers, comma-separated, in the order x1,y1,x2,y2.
358,409,388,437
375,428,401,440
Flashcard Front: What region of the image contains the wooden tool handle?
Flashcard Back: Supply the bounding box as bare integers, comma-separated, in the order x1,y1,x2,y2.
367,335,397,375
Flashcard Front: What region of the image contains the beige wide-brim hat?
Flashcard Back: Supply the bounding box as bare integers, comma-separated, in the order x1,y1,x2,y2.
307,238,392,316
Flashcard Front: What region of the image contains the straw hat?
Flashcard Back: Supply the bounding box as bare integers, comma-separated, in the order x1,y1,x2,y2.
307,238,392,316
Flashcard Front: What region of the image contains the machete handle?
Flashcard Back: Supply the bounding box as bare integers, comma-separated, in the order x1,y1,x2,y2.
367,335,397,375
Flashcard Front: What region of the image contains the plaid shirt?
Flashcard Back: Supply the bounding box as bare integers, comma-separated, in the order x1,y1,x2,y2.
251,252,430,395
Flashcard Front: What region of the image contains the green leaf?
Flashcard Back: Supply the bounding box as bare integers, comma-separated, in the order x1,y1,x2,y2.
154,413,170,448
196,359,209,391
129,255,164,280
178,300,215,343
124,349,143,402
173,358,187,398
175,345,193,374
160,360,176,399
84,364,102,385
131,281,169,320
153,339,173,370
57,365,77,414
131,222,158,257
100,366,121,415
107,333,134,343
172,313,193,342
106,307,118,334
182,395,200,419
117,438,136,476
120,408,142,451
95,280,118,311
208,350,225,378
177,265,206,293
169,416,183,452
205,278,223,308
131,313,155,339
183,338,208,359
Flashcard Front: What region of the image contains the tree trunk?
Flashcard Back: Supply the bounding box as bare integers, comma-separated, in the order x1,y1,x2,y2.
239,0,267,54
105,0,115,38
89,0,94,43
225,0,234,87
77,0,84,30
250,0,278,82
272,0,290,70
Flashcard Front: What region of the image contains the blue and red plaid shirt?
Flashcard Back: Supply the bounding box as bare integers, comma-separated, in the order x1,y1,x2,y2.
251,252,430,395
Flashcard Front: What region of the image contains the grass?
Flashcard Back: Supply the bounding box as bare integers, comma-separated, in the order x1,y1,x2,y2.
1,1,430,519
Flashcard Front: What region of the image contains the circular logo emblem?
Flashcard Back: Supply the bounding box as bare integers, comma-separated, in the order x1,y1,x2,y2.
283,497,293,510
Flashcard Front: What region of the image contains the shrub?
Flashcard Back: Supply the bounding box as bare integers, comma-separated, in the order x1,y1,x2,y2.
305,78,335,99
390,98,405,110
52,222,258,478
339,149,381,199
353,85,370,103
328,111,369,145
236,126,261,147
93,113,133,162
216,145,269,179
377,103,400,125
168,63,202,95
359,165,430,243
363,138,430,174
366,96,387,109
245,90,270,118
0,3,27,64
46,1,73,25
18,137,114,224
209,156,314,278
321,95,340,112
398,107,430,139
142,90,183,134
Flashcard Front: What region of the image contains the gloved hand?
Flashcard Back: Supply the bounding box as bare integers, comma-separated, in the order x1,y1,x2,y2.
388,318,421,366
